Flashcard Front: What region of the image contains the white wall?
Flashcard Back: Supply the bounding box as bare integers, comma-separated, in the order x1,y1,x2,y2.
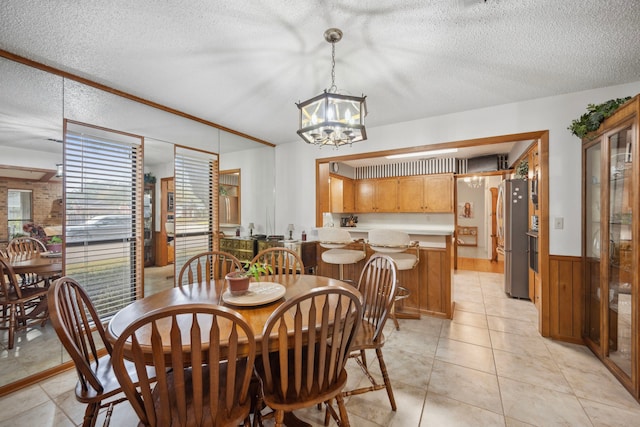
275,81,640,256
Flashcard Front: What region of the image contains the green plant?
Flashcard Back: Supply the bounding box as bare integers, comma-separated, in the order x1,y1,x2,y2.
568,97,632,139
242,262,273,281
515,159,528,179
48,236,63,244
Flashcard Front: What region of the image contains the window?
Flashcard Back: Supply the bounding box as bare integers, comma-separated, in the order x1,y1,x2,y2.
174,146,218,276
64,121,143,319
7,189,32,239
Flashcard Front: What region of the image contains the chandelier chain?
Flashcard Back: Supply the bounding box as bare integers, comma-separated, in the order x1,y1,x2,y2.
329,41,337,93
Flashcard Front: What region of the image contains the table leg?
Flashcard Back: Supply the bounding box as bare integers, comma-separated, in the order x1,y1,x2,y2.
283,411,312,427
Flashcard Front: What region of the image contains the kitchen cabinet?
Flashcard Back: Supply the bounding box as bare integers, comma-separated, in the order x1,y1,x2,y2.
355,174,454,213
355,178,398,213
423,174,454,212
582,95,639,399
329,175,355,213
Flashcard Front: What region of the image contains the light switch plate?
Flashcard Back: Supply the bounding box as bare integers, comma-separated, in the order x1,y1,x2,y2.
554,217,564,229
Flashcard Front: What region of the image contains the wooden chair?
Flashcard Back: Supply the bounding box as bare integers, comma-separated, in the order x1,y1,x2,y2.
0,257,49,349
250,247,305,281
177,250,243,288
6,236,49,288
48,277,155,427
112,303,256,427
342,253,398,410
255,285,363,427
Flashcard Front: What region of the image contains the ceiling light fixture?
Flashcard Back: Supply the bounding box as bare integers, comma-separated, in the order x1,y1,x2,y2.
296,28,367,148
464,176,484,189
385,148,459,160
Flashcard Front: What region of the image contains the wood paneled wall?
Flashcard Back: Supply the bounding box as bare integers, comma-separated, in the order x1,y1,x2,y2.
548,255,583,343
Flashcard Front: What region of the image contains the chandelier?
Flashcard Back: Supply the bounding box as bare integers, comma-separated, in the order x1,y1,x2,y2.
464,176,484,189
296,28,367,148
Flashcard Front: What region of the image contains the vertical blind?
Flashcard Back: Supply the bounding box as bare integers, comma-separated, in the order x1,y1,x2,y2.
64,121,143,319
173,146,218,277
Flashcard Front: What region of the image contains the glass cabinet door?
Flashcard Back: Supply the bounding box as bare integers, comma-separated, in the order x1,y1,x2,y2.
605,124,634,378
584,141,602,346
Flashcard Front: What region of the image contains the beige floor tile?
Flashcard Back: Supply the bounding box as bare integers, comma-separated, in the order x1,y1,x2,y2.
428,360,502,414
452,309,488,329
0,383,50,422
504,416,536,426
499,376,593,426
52,388,87,425
421,392,505,427
559,362,640,411
488,329,551,359
435,338,496,374
386,327,440,357
0,400,74,427
580,397,640,427
440,321,492,347
493,348,572,394
394,315,444,337
38,368,77,398
453,299,486,314
346,380,426,427
487,315,539,337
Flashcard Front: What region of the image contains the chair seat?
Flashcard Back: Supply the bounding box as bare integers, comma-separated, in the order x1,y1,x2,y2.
322,248,366,265
386,252,417,270
150,363,251,427
351,320,386,350
257,347,349,410
76,355,155,403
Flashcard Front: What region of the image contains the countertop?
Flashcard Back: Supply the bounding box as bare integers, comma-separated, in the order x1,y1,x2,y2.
328,225,455,236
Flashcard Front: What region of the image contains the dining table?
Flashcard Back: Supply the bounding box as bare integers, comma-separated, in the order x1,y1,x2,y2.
107,274,355,427
7,251,63,277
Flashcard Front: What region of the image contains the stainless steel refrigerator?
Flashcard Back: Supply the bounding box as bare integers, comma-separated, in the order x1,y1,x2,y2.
497,178,529,299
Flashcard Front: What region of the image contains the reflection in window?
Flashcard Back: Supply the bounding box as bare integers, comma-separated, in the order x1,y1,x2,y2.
7,189,32,239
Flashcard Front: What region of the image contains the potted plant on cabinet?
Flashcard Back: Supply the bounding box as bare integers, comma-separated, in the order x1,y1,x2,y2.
47,236,63,253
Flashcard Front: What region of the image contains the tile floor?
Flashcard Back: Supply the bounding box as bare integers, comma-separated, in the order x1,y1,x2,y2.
2,270,640,426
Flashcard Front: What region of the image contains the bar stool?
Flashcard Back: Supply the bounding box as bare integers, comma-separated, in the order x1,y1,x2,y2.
368,229,420,330
317,227,366,283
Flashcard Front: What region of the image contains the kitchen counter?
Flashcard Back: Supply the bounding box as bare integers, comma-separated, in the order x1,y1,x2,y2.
331,225,454,236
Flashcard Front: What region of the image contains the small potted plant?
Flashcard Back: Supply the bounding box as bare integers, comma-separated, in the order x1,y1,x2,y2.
225,262,273,296
47,236,63,253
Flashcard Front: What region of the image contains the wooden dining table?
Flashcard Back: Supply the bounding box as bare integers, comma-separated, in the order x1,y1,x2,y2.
107,274,355,427
7,252,63,277
107,274,354,355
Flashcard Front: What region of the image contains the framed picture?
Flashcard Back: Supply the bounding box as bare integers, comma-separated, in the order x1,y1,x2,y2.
167,191,174,212
458,201,473,218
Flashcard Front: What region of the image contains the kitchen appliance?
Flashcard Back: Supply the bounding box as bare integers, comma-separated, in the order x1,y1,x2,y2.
497,178,529,299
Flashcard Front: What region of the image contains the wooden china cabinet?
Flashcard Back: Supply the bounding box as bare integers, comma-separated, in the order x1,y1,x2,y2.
582,95,639,399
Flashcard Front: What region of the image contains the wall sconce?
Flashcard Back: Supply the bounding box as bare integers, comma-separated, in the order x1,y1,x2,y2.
287,224,294,240
55,163,63,177
248,222,255,236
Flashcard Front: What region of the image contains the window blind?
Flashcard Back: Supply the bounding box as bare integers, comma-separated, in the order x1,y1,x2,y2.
64,121,143,320
174,146,218,276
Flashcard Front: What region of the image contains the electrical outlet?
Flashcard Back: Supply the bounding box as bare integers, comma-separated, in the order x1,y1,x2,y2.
554,217,564,229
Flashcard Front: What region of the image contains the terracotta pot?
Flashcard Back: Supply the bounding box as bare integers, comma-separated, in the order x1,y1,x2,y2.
47,243,62,253
225,271,250,296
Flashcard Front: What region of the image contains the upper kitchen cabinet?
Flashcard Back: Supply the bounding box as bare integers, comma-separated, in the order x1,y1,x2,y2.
422,174,454,213
397,174,454,213
355,177,398,213
329,174,355,213
582,95,639,399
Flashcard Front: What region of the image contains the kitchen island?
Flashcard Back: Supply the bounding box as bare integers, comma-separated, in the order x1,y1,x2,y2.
314,226,454,319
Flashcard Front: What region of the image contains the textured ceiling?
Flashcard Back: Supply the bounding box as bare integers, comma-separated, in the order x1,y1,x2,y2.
1,0,640,145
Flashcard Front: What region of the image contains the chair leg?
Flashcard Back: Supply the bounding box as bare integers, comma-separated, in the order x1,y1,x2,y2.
274,409,285,427
82,402,100,427
360,349,367,368
8,305,16,350
376,348,397,411
335,394,351,427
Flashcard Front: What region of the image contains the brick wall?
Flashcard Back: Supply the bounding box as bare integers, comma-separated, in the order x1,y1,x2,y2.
0,178,63,243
